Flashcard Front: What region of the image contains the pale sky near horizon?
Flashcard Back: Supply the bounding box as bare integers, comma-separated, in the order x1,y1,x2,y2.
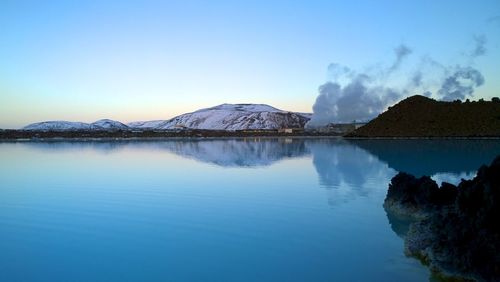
1,0,499,128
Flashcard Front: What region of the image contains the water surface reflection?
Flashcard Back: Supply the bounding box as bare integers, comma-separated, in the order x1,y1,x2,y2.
349,139,500,176
1,138,499,282
17,138,499,188
11,138,499,209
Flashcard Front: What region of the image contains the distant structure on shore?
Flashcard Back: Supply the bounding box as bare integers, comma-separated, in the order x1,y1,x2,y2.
306,122,366,135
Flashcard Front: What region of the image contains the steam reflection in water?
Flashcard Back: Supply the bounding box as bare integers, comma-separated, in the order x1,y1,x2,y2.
0,138,498,282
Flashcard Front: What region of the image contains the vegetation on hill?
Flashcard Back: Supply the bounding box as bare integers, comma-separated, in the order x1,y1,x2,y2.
348,95,500,137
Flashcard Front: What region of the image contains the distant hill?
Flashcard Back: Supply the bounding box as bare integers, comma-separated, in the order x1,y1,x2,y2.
348,95,500,137
24,119,129,131
22,104,311,131
128,103,310,130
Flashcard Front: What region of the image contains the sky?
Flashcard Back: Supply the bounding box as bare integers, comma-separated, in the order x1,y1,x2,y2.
1,0,499,128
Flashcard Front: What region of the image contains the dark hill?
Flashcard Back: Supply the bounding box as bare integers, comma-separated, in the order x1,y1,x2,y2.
348,95,500,137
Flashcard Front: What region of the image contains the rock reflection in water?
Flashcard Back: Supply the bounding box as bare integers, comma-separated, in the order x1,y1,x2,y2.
384,209,416,239
15,138,498,208
349,139,500,176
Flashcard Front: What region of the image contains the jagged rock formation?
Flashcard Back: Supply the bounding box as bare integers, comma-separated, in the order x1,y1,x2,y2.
348,95,500,137
384,173,457,219
384,156,500,281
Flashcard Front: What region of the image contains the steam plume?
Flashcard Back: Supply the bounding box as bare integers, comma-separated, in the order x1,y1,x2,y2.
389,45,412,72
471,35,487,58
438,66,485,101
307,37,489,128
307,44,411,127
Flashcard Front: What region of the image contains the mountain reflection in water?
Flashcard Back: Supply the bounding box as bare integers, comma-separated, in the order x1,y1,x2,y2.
348,139,500,177
2,138,499,281
15,138,499,206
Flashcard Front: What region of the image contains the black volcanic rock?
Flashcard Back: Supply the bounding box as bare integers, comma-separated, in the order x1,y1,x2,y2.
384,172,457,219
384,156,500,281
348,95,500,137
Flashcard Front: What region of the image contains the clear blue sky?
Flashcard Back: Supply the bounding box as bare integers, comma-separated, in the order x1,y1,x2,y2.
1,0,499,128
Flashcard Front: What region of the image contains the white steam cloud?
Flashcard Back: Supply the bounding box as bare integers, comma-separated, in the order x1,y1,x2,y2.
307,36,488,128
438,66,485,101
307,44,412,127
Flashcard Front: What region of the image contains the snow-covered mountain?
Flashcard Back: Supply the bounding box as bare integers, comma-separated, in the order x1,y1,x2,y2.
24,121,92,131
24,119,129,131
131,103,310,130
90,119,129,130
23,104,311,131
127,120,166,129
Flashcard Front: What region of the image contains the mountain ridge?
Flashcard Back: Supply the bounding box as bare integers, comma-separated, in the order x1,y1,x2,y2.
22,103,311,131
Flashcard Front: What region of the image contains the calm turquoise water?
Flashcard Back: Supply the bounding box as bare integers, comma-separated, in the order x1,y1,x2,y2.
0,138,498,282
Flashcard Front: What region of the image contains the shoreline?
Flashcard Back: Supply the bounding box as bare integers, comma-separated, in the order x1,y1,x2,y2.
3,136,500,142
0,129,340,140
1,129,500,141
0,135,344,142
344,136,500,139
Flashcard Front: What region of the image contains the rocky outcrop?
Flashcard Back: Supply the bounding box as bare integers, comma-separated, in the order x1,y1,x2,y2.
384,156,500,281
384,173,457,219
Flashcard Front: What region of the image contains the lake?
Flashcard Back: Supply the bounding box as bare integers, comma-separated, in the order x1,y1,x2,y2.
0,138,498,282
